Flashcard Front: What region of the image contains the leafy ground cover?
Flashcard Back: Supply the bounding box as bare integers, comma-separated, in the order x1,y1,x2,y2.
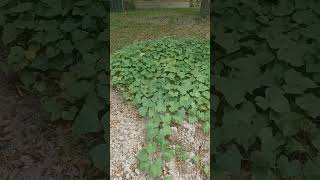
0,0,108,175
212,0,320,179
111,8,210,179
111,37,210,178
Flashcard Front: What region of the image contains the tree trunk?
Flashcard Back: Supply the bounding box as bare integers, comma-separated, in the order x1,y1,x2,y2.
200,0,210,17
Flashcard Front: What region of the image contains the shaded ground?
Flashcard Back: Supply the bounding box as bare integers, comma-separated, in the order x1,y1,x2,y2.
0,48,106,179
110,8,210,179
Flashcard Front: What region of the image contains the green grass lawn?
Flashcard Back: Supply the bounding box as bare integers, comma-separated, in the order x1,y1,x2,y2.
110,8,209,53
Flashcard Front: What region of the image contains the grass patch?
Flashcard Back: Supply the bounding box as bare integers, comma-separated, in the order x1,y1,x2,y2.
111,8,209,53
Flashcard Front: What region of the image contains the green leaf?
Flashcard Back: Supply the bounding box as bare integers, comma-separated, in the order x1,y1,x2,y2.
41,97,62,121
303,158,320,179
311,133,320,149
214,76,246,106
188,116,198,123
98,30,108,42
271,0,294,16
7,46,27,70
164,175,173,180
64,79,94,98
251,167,280,180
0,13,5,26
180,151,189,161
89,144,107,171
72,29,89,41
2,23,19,44
270,112,305,137
87,5,105,17
255,87,290,112
277,156,302,178
139,161,150,171
45,30,61,43
277,41,306,67
162,148,175,161
203,165,210,175
61,106,78,120
192,155,200,164
296,94,320,118
149,158,162,177
59,19,79,32
283,69,317,94
292,10,318,25
156,101,166,112
57,40,74,54
138,149,149,162
259,127,280,153
25,44,40,60
214,30,240,53
146,143,157,154
138,106,148,117
72,94,101,134
0,0,9,7
160,114,171,124
10,3,33,13
216,144,242,175
172,108,185,124
203,121,210,134
160,125,171,136
20,71,36,88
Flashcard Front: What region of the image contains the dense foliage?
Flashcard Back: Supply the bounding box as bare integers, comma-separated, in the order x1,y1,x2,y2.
212,0,320,179
0,0,109,172
111,37,210,178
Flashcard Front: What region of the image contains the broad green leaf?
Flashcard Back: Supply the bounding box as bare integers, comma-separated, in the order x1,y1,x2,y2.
255,87,290,112
160,114,171,124
283,69,317,94
215,145,241,175
277,156,302,178
251,167,280,180
296,94,320,118
146,143,157,154
139,161,150,171
72,29,89,41
214,76,246,106
138,106,148,117
41,97,62,121
0,13,5,26
303,158,320,179
271,0,294,16
72,94,101,134
89,144,107,171
10,3,33,13
277,41,307,67
2,23,19,44
149,158,162,177
270,112,305,137
162,148,175,161
160,125,171,136
188,116,197,123
61,106,78,120
138,149,149,162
